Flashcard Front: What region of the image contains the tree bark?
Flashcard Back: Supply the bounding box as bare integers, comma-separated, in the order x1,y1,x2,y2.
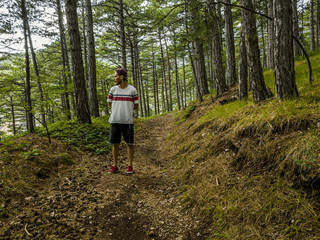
65,0,91,123
119,0,127,70
310,0,316,51
165,39,173,111
241,0,269,103
173,29,181,110
238,29,248,100
267,0,274,69
85,0,100,117
273,0,299,99
208,2,226,97
21,0,34,132
189,0,209,98
292,0,301,57
56,0,71,120
224,0,237,87
27,22,46,126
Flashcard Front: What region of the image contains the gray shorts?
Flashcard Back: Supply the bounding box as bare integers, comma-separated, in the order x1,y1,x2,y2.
109,124,134,145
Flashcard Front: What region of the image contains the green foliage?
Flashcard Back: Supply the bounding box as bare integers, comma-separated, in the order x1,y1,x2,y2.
177,101,196,124
36,116,112,154
22,148,41,160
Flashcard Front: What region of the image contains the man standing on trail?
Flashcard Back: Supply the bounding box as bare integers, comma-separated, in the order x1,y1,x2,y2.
107,68,139,174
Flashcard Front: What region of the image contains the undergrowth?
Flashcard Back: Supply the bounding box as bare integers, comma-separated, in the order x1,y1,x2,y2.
168,54,320,239
36,116,112,154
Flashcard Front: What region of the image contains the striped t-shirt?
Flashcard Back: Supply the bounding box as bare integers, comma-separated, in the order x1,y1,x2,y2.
107,85,139,124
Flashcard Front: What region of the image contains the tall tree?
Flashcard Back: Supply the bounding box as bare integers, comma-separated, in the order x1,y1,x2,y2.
241,0,269,103
238,29,248,100
273,0,298,99
189,0,209,97
208,1,226,97
65,0,91,123
267,0,274,69
119,0,127,70
56,0,71,120
292,0,301,57
224,0,237,87
310,0,316,51
85,0,99,117
21,0,34,132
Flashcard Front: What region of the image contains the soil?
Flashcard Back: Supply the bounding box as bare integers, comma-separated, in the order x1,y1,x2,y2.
0,114,202,240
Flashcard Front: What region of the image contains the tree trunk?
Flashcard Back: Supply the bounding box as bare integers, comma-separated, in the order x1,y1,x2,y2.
21,0,34,132
273,0,299,99
81,0,88,85
85,0,99,117
173,29,181,110
310,0,316,51
238,29,248,100
317,0,320,49
184,0,202,102
292,0,301,57
242,0,269,103
189,0,209,97
65,0,91,123
10,97,16,135
56,0,71,120
267,0,274,69
224,0,237,87
208,2,226,97
165,39,173,111
119,0,127,70
27,22,46,126
158,29,169,112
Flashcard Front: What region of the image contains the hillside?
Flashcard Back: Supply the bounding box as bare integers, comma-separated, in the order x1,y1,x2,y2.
1,54,320,239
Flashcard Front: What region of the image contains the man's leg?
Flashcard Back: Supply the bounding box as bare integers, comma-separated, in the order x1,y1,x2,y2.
113,144,120,167
127,144,134,167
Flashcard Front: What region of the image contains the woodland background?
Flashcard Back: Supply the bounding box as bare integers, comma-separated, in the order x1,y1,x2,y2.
0,0,319,135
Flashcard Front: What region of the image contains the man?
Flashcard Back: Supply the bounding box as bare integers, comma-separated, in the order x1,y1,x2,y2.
107,68,139,174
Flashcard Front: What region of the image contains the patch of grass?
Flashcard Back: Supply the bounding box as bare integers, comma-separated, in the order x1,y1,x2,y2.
36,116,112,154
177,101,196,124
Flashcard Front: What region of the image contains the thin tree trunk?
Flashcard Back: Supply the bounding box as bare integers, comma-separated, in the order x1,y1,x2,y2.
292,0,301,57
27,22,46,126
158,30,169,112
224,0,237,87
267,0,274,69
165,39,173,111
173,29,181,110
119,0,127,70
65,0,91,123
21,0,34,132
56,0,71,120
310,0,316,51
85,0,99,117
81,0,88,84
238,29,248,100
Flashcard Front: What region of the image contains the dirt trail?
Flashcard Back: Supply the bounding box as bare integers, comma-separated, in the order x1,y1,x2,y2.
1,114,201,239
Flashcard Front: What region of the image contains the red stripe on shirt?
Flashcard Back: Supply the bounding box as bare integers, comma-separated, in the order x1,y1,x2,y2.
113,96,135,102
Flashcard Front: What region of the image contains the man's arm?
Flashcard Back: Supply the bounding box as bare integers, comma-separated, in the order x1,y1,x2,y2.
108,102,112,108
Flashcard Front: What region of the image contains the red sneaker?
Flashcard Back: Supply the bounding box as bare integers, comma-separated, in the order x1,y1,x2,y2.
109,166,119,173
127,166,134,174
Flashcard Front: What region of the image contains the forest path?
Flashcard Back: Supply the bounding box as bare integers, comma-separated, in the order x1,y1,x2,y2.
3,114,201,239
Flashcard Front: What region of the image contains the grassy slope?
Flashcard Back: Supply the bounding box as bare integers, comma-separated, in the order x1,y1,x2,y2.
165,54,320,239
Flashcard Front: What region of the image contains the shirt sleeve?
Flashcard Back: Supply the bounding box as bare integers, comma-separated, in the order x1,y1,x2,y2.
133,87,139,104
107,87,114,102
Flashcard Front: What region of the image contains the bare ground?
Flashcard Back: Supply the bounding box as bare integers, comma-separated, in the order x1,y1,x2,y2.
0,114,202,240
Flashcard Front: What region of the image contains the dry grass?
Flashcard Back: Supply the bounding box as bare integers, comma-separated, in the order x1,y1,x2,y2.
164,93,320,239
